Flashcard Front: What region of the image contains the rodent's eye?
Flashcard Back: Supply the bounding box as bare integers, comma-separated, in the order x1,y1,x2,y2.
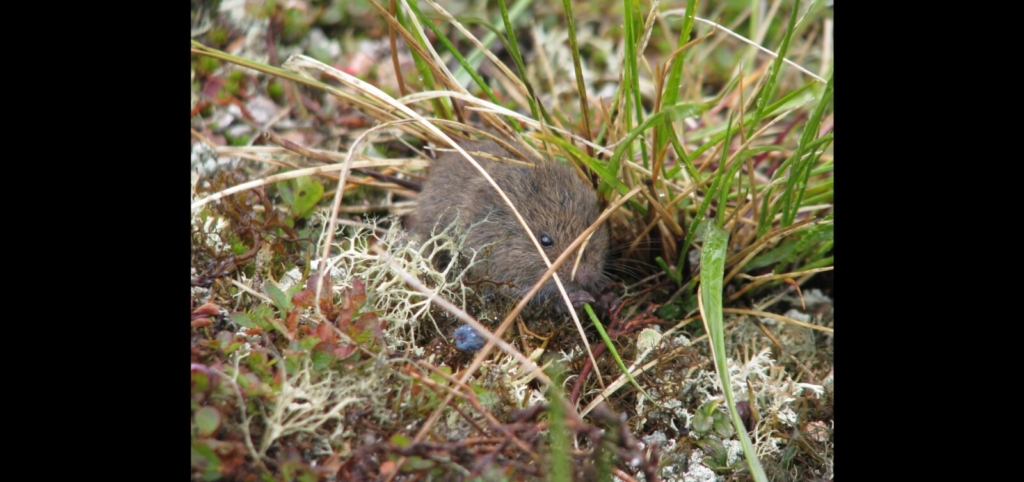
539,233,554,248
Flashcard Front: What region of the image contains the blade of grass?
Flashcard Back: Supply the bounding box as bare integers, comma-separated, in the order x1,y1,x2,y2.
749,0,801,135
387,0,407,96
418,0,528,132
745,220,832,272
621,0,650,169
547,366,571,482
560,0,593,150
399,0,452,120
538,135,632,200
655,0,697,154
780,74,833,227
404,0,501,106
583,304,663,409
450,0,532,88
716,114,747,224
673,112,737,283
755,78,831,236
497,0,547,126
606,100,714,196
698,221,768,482
686,81,814,154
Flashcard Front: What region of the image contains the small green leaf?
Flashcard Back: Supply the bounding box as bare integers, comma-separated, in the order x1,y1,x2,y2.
656,301,683,320
655,256,680,284
191,370,210,395
390,434,410,447
311,344,335,370
288,176,324,218
247,350,271,378
404,456,433,470
223,341,243,355
703,456,732,473
236,373,251,390
692,412,713,434
429,366,451,385
656,293,696,320
713,410,735,438
195,406,222,437
694,437,727,466
191,441,221,479
230,312,255,329
280,460,318,482
471,384,498,406
264,282,293,314
298,336,321,351
697,399,722,416
283,353,301,375
250,305,288,335
679,294,698,313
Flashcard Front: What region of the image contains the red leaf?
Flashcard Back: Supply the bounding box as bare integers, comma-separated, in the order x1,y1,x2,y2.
336,306,354,327
320,296,337,319
193,302,221,317
337,113,370,129
355,313,382,340
305,272,333,295
292,289,316,308
333,344,355,359
349,279,366,305
202,75,225,98
286,308,301,336
379,460,397,478
321,453,343,475
315,322,336,344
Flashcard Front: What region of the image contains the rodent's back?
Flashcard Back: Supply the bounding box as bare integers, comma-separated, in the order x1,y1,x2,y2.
414,139,610,304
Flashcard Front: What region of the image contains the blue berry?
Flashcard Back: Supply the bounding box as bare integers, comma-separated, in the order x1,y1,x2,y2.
453,324,486,353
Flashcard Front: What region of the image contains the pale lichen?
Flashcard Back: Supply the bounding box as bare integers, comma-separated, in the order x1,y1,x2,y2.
256,353,389,457
309,213,485,354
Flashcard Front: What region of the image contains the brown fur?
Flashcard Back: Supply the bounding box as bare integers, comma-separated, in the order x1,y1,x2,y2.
413,139,610,305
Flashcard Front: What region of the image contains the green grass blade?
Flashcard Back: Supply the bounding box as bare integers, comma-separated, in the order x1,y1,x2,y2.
656,0,697,154
497,0,543,124
583,304,661,409
606,101,713,191
400,0,451,120
405,0,500,106
674,112,737,282
451,0,532,88
561,0,593,144
749,0,801,132
546,367,571,482
539,135,634,199
715,113,743,226
780,74,833,227
621,0,649,169
699,221,768,482
687,81,814,157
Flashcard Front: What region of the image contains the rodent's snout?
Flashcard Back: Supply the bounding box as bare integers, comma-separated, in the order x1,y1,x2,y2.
569,261,602,287
556,239,608,293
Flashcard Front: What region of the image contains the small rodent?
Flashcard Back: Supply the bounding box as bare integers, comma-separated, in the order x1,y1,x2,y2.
413,139,610,307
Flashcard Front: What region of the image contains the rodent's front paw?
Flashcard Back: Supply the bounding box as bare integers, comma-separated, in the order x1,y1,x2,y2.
567,290,596,309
